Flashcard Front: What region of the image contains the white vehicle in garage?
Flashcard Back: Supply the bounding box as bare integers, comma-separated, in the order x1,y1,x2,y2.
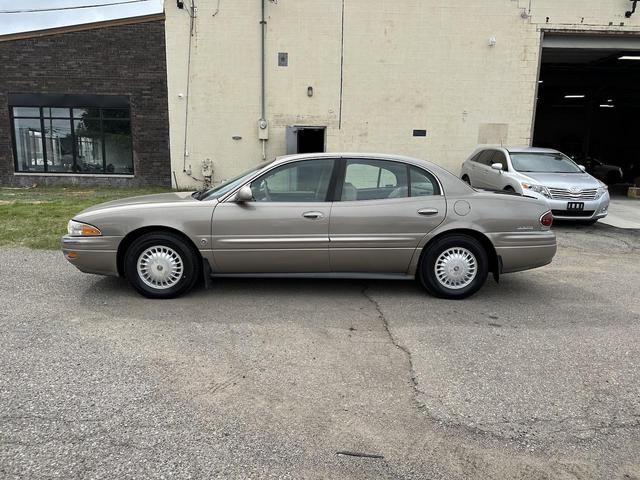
460,147,609,224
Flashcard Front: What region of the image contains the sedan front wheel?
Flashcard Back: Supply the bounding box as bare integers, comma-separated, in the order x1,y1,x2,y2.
419,234,488,299
124,232,200,299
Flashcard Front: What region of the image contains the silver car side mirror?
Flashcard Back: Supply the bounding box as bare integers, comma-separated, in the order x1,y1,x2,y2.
491,163,503,172
578,165,586,172
235,185,253,202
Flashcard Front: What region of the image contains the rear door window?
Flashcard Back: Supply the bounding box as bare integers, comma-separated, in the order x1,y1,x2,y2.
341,159,408,201
409,166,440,197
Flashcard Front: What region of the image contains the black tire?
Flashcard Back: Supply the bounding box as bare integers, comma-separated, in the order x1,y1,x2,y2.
418,234,489,300
124,231,201,299
462,175,471,185
504,185,515,192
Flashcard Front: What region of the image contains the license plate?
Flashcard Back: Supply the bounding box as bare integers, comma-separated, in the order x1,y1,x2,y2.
567,202,584,210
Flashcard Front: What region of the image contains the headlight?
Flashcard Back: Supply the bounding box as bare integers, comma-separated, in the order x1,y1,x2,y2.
67,220,102,237
521,182,551,198
595,183,608,200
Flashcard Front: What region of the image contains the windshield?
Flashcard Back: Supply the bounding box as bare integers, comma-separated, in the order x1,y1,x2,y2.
510,152,583,173
196,160,275,200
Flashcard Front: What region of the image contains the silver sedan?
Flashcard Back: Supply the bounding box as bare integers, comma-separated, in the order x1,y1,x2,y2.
460,146,610,223
62,153,557,299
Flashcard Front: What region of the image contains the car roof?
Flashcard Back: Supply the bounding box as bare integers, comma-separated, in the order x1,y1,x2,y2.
505,146,561,154
470,146,561,154
273,152,441,170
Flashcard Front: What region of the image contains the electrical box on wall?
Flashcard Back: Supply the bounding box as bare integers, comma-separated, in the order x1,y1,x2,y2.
258,119,269,140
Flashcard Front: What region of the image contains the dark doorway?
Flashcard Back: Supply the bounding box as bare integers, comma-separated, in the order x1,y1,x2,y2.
286,126,326,154
533,35,640,184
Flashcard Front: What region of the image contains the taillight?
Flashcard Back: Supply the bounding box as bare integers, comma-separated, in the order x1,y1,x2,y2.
540,211,553,227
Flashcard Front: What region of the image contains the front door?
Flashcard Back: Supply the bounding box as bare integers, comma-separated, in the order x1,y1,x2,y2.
329,158,446,273
471,150,497,189
211,158,336,273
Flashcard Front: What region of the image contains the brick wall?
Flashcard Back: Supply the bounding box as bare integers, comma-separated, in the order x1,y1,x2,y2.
0,19,171,187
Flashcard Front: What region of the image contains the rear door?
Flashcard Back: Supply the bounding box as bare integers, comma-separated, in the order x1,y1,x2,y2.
211,158,336,273
329,158,446,273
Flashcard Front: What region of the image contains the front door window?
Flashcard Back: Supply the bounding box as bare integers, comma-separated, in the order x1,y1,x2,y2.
251,159,334,202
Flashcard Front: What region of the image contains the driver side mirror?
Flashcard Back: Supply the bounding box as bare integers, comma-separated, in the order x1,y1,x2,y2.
491,163,503,172
578,165,586,172
234,185,253,202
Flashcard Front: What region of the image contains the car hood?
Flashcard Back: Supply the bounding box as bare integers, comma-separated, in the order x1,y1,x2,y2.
520,172,600,189
78,191,201,215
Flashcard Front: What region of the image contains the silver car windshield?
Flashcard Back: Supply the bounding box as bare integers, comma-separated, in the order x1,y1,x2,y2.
510,152,582,174
196,159,276,200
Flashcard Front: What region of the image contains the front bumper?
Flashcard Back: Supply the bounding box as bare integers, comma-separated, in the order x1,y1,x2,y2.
527,191,609,221
487,230,557,274
61,235,122,276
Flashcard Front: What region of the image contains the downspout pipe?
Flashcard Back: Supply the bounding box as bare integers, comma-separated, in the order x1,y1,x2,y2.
259,0,267,160
260,0,266,121
182,0,196,173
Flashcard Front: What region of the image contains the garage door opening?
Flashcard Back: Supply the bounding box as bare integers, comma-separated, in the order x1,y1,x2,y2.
533,34,640,186
286,126,326,154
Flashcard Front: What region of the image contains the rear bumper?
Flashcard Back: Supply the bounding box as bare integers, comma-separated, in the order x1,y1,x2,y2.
488,231,557,274
61,235,122,276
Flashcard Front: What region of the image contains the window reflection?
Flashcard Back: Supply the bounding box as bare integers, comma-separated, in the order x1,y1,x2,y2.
13,118,44,172
12,105,132,175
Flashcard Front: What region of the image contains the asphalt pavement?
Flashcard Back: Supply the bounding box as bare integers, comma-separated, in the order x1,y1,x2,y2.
0,223,639,479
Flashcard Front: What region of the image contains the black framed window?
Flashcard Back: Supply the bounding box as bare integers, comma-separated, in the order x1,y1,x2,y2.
10,95,133,175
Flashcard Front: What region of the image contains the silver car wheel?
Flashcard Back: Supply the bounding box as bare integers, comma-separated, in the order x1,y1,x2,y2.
136,246,184,290
434,247,477,290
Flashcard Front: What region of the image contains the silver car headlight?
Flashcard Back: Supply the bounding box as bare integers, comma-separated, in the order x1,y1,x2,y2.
67,220,102,237
521,182,551,199
594,184,608,200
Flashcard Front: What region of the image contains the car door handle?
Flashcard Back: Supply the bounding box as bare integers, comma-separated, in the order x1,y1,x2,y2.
302,211,324,219
417,208,439,216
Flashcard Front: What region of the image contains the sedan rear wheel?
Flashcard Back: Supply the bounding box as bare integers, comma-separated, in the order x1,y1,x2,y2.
419,234,488,299
124,232,200,299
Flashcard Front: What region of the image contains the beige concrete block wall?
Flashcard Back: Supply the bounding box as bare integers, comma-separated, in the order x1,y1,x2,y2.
165,0,640,189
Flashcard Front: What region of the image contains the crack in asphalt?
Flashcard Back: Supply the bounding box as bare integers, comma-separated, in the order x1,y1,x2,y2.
359,285,640,448
361,285,426,411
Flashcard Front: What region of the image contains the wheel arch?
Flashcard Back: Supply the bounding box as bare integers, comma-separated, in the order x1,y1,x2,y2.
416,228,500,277
116,225,203,278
